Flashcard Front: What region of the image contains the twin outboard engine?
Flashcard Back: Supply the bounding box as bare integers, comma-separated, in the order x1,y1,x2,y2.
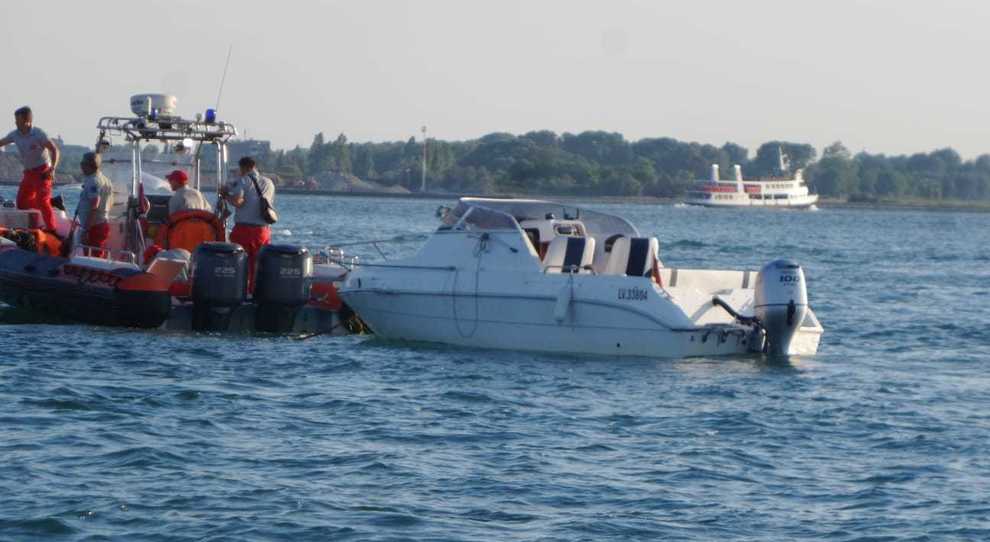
754,259,808,357
253,245,313,333
191,242,247,332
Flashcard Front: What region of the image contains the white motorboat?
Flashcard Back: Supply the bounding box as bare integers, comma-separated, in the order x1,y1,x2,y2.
685,164,819,209
337,198,823,358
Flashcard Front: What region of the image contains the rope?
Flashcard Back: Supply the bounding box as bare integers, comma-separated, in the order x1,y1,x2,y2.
453,235,485,338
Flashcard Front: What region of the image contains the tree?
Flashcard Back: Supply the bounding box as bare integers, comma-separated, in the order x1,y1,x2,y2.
332,133,351,174
307,132,332,175
721,142,748,166
751,141,816,177
520,130,559,148
823,141,851,160
561,131,632,166
808,141,857,197
876,169,905,196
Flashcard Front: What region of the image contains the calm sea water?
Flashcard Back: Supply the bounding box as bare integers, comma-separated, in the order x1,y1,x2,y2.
2,187,989,541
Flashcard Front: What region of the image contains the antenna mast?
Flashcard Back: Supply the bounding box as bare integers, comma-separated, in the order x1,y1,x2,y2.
421,125,428,192
215,44,233,111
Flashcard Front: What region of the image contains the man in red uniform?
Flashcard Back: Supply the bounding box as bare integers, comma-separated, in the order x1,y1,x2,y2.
221,156,275,293
0,106,60,231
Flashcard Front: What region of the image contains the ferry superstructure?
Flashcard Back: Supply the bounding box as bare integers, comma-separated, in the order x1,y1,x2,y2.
685,164,819,208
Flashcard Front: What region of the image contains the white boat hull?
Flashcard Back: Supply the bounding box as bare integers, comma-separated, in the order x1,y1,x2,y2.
343,289,758,358
342,268,823,359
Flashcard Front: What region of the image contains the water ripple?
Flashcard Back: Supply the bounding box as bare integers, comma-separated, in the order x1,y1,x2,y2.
1,195,989,539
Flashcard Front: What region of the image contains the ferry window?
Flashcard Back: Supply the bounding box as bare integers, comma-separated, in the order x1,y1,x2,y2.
774,194,788,199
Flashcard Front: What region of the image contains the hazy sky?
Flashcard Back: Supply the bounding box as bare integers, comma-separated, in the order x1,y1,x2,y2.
4,0,990,158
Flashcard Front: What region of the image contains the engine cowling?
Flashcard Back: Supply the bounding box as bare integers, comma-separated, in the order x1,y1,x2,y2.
254,244,313,333
754,259,808,357
191,242,247,331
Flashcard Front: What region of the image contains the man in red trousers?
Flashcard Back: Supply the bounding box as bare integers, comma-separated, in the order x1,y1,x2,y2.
74,152,113,256
0,106,60,231
221,156,275,293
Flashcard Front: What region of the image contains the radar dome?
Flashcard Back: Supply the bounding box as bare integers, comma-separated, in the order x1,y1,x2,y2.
130,94,177,118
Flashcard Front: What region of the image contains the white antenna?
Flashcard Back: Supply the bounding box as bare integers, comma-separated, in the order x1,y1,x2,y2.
420,125,428,192
215,44,233,111
777,145,789,174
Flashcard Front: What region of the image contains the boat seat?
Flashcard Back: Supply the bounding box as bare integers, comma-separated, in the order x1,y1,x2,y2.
146,257,188,284
523,228,543,259
154,210,224,254
544,236,596,274
147,248,192,283
605,237,659,277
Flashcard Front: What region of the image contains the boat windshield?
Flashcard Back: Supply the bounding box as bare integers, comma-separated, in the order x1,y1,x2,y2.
445,198,640,239
440,202,518,231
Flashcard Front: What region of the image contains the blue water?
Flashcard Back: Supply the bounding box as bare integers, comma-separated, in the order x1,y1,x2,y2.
2,188,990,540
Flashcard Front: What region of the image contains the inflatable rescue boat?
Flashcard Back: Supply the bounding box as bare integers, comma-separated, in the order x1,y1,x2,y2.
0,94,354,335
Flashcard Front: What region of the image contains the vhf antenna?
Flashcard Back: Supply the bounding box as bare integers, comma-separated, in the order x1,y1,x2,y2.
215,44,233,111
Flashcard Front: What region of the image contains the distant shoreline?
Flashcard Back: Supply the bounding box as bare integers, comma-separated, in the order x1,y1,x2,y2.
3,180,988,212
274,189,990,212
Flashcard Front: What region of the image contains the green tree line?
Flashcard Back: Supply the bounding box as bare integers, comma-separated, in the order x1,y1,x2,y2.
248,131,990,200
13,130,984,201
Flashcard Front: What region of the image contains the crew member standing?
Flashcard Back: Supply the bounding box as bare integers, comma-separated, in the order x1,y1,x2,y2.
221,156,275,292
0,106,60,231
165,170,212,215
75,152,114,255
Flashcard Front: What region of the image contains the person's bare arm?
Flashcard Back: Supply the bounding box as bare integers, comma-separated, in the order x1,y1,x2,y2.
43,140,59,171
221,184,246,208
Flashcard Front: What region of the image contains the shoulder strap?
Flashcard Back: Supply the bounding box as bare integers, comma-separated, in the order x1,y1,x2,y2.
248,173,264,198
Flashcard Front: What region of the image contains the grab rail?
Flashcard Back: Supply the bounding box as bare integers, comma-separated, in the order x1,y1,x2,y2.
542,264,596,274
326,232,431,262
351,263,456,271
70,246,137,264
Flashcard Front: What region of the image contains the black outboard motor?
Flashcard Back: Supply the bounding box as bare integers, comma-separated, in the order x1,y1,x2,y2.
253,244,313,333
191,242,247,332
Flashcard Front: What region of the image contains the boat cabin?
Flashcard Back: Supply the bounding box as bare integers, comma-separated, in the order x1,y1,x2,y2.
436,198,662,279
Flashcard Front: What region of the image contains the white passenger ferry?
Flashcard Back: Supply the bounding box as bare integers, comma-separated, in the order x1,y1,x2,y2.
685,164,819,209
